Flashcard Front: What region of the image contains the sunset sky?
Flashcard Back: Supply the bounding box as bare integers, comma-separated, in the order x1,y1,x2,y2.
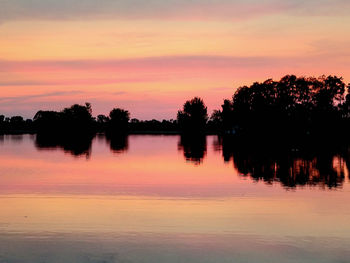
1,0,350,119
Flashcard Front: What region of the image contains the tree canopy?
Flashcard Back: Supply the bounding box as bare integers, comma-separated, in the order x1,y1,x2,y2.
107,108,130,134
177,97,208,133
215,75,350,138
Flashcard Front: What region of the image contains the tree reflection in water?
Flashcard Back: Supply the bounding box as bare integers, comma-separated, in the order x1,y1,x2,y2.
178,135,207,165
105,134,129,154
33,133,349,189
35,133,94,158
217,136,349,189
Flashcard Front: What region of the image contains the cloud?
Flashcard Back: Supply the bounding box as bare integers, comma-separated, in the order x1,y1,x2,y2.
0,90,84,103
1,54,347,76
0,76,165,86
112,91,128,95
1,54,348,89
0,55,284,72
1,0,349,23
0,80,49,86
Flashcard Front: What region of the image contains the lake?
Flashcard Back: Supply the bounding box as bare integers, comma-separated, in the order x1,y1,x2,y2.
0,134,349,263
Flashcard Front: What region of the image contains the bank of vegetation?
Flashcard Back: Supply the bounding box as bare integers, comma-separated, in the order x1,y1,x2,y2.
1,75,349,141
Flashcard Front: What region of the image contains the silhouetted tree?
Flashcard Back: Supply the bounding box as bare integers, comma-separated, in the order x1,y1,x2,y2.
107,108,130,134
128,119,178,133
61,103,93,135
177,97,208,134
96,114,109,132
207,109,223,133
6,116,26,131
33,110,63,133
33,103,94,136
339,83,350,133
97,114,109,123
218,75,348,139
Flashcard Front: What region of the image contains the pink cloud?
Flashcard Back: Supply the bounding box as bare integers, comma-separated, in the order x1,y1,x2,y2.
1,55,349,86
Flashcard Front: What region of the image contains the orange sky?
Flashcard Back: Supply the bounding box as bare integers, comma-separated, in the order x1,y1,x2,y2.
0,1,349,119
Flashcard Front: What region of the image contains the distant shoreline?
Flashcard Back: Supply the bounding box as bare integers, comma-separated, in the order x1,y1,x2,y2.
2,75,350,140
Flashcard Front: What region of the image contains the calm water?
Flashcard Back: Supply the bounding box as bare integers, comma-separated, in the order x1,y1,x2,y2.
0,134,349,263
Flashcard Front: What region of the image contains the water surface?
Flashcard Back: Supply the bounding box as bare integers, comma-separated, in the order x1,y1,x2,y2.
0,134,349,263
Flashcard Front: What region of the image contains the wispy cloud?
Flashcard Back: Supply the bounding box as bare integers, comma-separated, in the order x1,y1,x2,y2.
0,76,165,86
0,90,84,103
1,54,348,94
0,54,347,75
0,56,286,72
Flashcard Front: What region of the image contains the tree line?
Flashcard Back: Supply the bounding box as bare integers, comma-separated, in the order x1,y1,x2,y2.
1,75,350,140
214,75,350,140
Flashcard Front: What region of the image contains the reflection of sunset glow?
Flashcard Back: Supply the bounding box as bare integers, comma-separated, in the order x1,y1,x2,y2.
0,135,240,196
0,135,349,195
1,194,350,238
0,134,350,262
